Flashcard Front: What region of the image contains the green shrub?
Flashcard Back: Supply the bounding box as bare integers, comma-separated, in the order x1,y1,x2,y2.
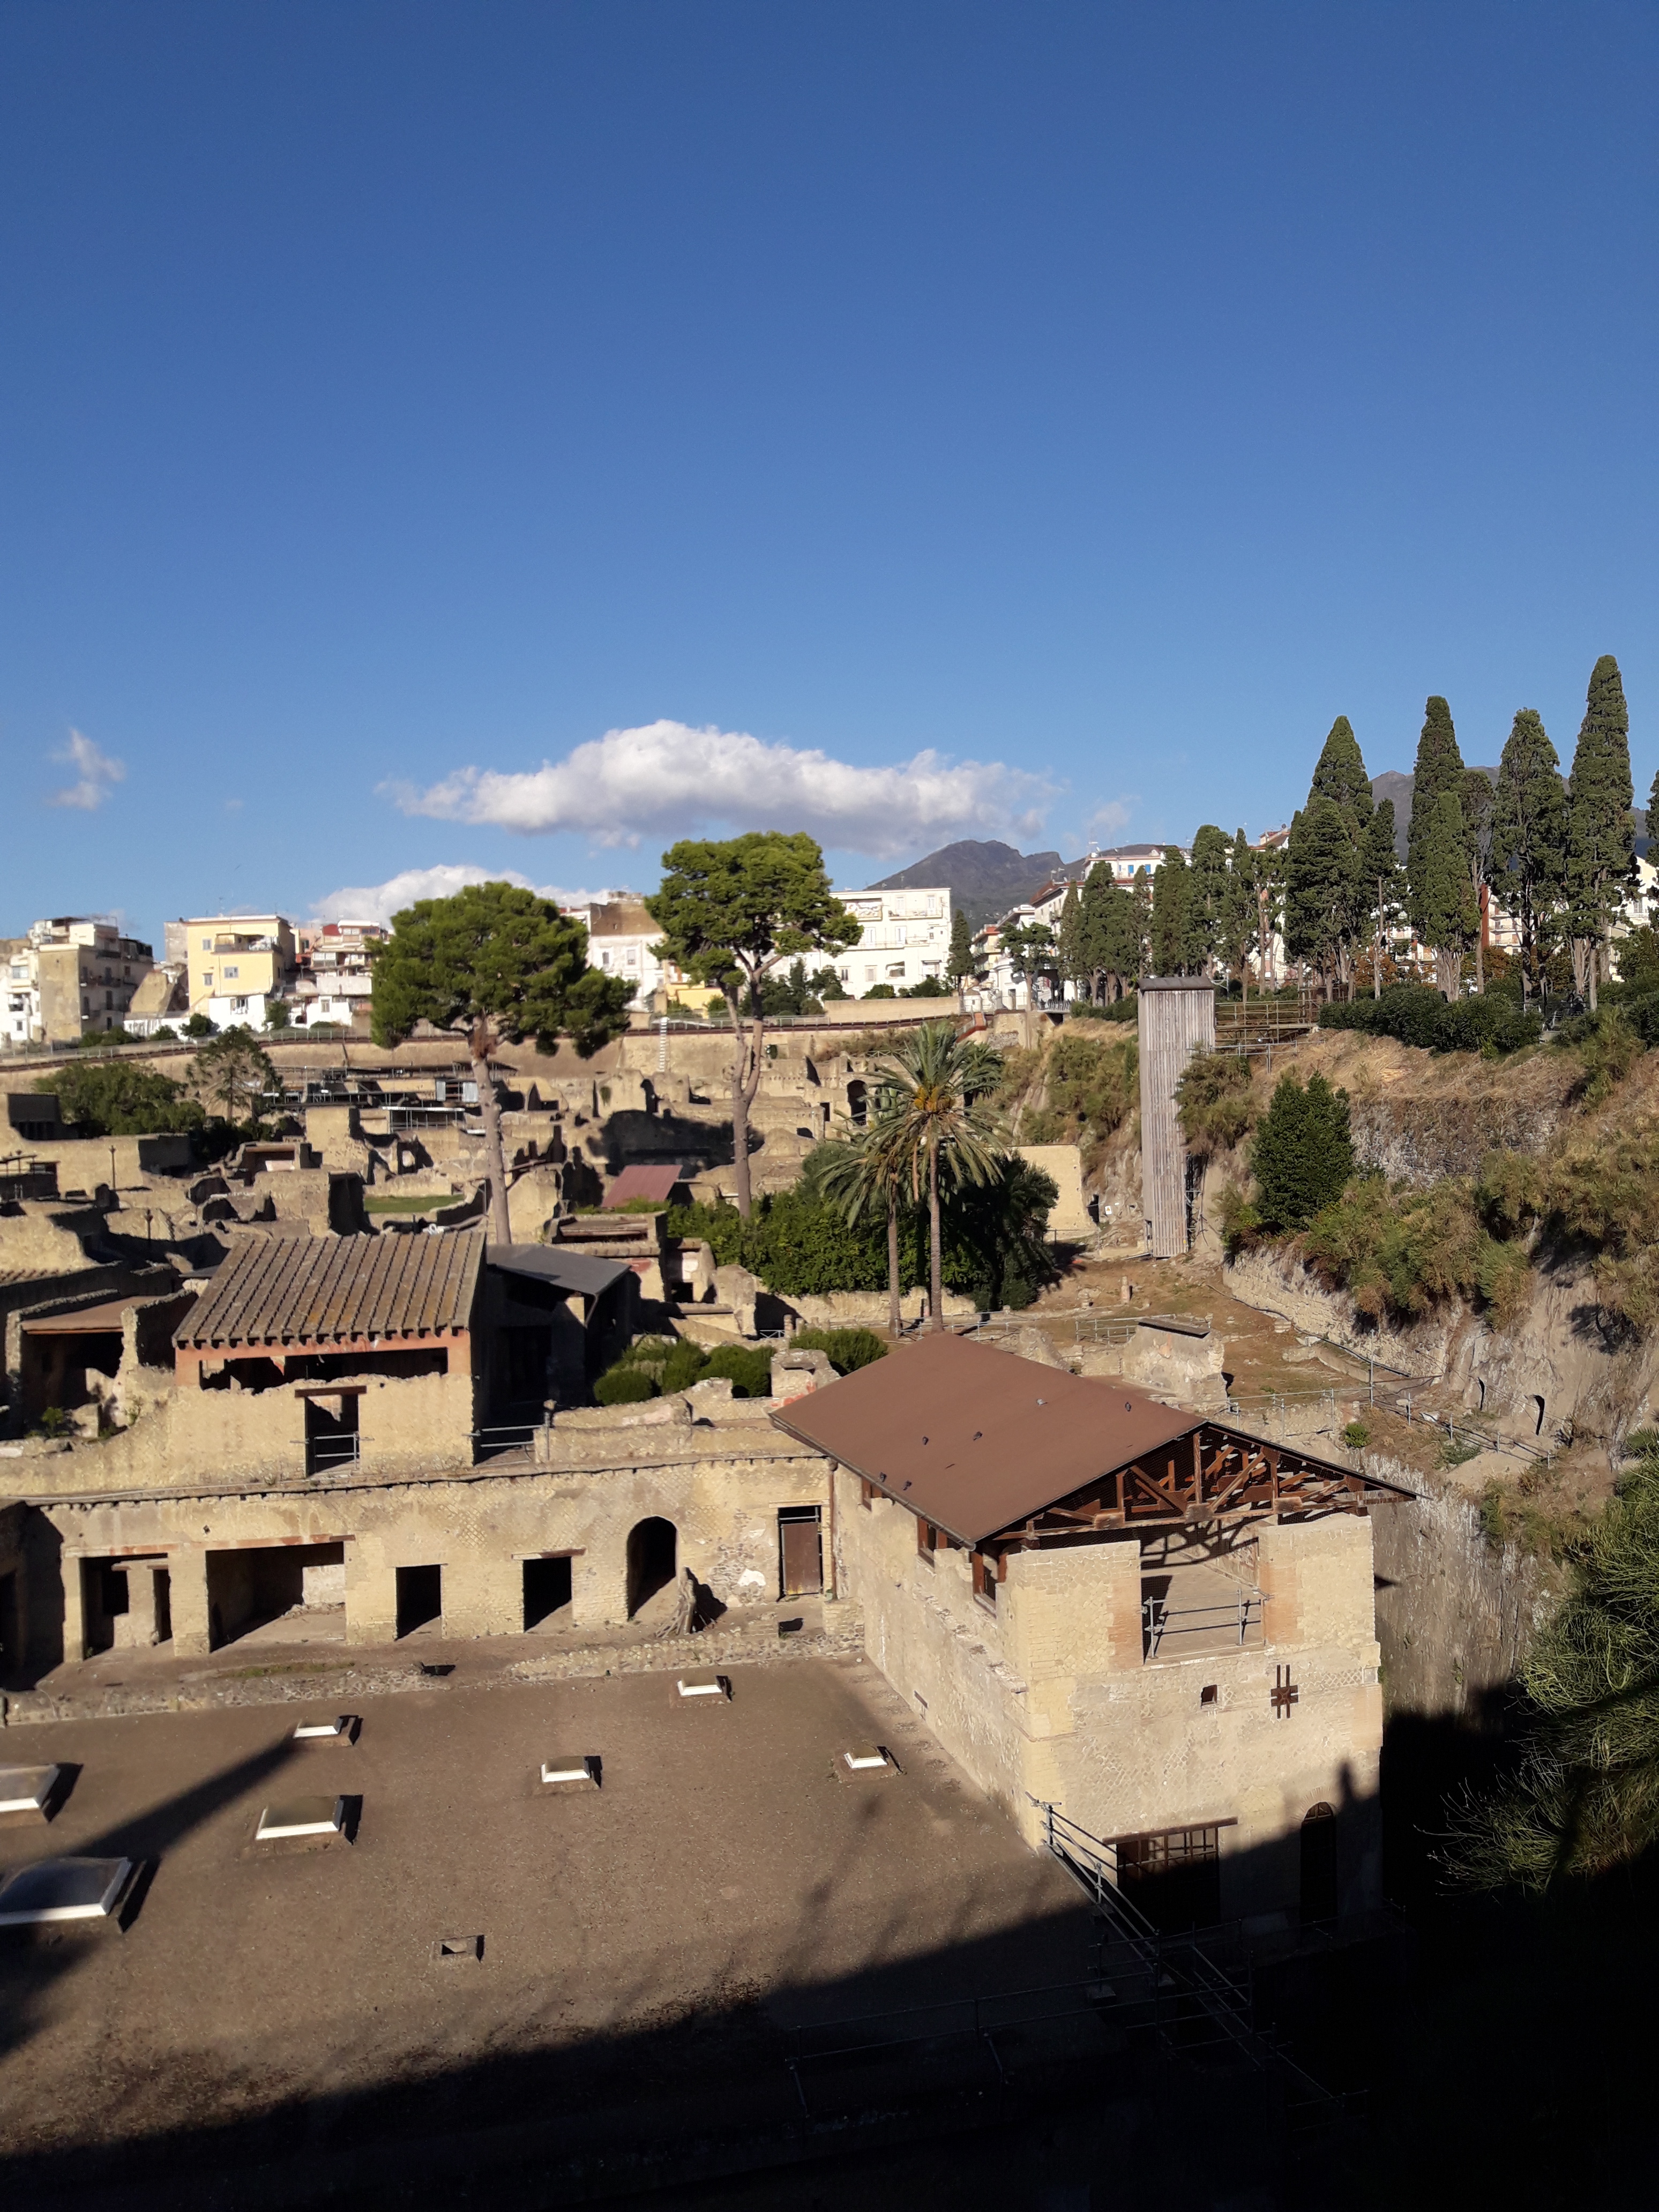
594,1366,658,1405
699,1344,774,1397
1250,1073,1353,1231
1342,1420,1371,1449
789,1326,889,1373
1176,1051,1256,1158
1558,1007,1644,1103
1317,984,1541,1055
1301,1171,1533,1329
1065,996,1138,1023
664,1199,746,1265
659,1339,712,1394
1440,1436,1482,1469
863,984,898,999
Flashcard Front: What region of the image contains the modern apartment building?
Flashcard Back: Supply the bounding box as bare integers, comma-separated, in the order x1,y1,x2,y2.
2,918,155,1047
834,886,953,994
181,914,300,1029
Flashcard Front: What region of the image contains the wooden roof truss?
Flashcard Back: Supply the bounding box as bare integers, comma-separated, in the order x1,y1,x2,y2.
995,1424,1406,1549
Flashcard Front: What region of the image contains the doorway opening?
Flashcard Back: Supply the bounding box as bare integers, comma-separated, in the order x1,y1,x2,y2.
1299,1802,1340,1922
625,1518,677,1618
778,1507,824,1598
523,1555,573,1630
1114,1823,1226,1931
395,1563,444,1638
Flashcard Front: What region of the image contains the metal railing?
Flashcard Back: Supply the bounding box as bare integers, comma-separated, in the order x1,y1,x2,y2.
305,1433,360,1475
471,1422,543,1462
1142,1587,1261,1659
1034,1803,1345,2128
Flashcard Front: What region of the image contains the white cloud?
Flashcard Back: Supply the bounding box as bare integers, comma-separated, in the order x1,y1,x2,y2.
388,719,1057,858
1086,797,1135,839
311,863,617,929
47,728,125,812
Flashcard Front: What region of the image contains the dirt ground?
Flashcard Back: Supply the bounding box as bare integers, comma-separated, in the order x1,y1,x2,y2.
0,1657,1093,2171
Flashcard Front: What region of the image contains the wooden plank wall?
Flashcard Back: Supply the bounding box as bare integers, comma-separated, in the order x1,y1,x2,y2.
1137,981,1216,1257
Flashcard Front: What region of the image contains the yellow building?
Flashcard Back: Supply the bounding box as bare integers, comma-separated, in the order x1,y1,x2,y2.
183,915,298,1026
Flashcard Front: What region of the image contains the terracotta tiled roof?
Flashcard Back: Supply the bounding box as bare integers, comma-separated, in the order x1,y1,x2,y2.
175,1229,482,1349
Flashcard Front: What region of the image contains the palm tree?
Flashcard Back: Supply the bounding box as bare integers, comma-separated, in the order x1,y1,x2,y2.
808,1122,908,1336
869,1021,1009,1332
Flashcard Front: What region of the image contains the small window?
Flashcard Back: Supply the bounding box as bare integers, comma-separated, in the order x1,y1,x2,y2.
916,1517,939,1564
858,1477,876,1509
1200,1684,1218,1706
972,1552,998,1609
223,964,239,979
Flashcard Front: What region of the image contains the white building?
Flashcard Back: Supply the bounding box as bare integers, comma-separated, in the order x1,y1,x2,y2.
833,887,952,995
2,918,156,1047
295,919,388,1029
570,898,676,1007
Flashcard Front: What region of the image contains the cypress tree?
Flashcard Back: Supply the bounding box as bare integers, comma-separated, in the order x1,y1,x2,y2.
1189,824,1231,976
1490,709,1567,1008
1418,787,1479,998
1057,883,1085,1002
1360,799,1403,998
1251,1072,1354,1231
1565,654,1636,1011
1463,766,1496,995
1217,828,1259,1002
1406,696,1467,947
1284,796,1362,1000
1100,875,1142,998
945,907,976,1006
1310,715,1374,832
1150,848,1197,974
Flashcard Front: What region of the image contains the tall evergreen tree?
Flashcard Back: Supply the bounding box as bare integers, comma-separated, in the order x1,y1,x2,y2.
945,907,976,1008
1254,841,1286,990
1078,863,1115,1000
1309,715,1374,831
1188,824,1231,977
1132,867,1155,979
1490,709,1567,1009
1463,766,1496,995
1406,696,1470,992
1360,799,1403,999
1565,654,1636,1011
1216,829,1259,1002
1150,848,1201,974
1098,873,1143,999
1418,788,1479,998
1284,797,1361,1000
1056,883,1085,1004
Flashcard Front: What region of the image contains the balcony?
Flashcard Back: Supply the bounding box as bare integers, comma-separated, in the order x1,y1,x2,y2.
1141,1565,1264,1663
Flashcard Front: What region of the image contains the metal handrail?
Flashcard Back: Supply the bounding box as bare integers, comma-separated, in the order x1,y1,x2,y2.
305,1433,360,1474
1142,1589,1261,1659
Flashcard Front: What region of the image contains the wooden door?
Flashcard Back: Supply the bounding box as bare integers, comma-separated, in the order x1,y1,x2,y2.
780,1514,823,1597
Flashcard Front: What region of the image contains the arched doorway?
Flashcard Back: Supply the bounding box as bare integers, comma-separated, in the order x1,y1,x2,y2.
847,1079,868,1129
1299,1803,1339,1923
626,1518,678,1619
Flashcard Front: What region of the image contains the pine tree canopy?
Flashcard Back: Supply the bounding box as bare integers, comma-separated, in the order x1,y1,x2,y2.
1309,716,1373,830
1407,694,1467,938
1566,653,1636,942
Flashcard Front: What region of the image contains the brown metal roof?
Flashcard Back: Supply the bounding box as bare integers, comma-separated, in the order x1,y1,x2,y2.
768,1332,1202,1548
602,1164,686,1208
174,1229,483,1350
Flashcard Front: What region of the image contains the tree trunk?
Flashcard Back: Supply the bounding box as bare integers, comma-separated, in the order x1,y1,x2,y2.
1474,884,1485,996
928,1136,944,1333
1572,937,1593,1008
470,1020,512,1246
1434,946,1461,1000
724,984,764,1218
887,1195,901,1336
1374,887,1384,998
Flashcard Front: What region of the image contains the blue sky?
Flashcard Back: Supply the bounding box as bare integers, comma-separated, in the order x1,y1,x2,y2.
3,2,1656,948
